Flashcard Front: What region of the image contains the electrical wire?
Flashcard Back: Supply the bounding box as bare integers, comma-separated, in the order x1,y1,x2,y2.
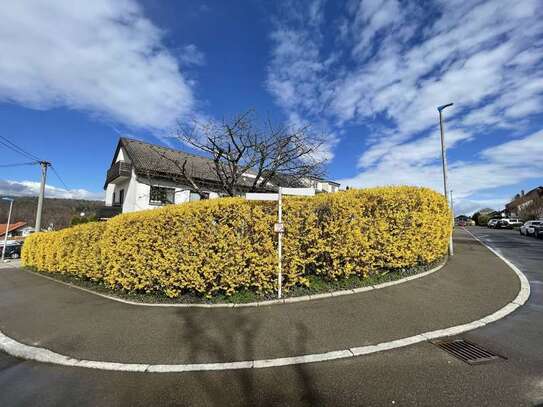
0,135,71,192
0,135,42,162
0,162,39,168
50,165,70,190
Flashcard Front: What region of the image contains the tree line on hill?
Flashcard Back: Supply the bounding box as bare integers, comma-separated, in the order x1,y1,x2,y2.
0,197,104,230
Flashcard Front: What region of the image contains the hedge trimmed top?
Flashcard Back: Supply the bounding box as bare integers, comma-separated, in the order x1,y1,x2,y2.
22,186,451,298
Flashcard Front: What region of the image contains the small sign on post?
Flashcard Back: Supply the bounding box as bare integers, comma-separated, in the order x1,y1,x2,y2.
245,186,316,299
274,223,284,233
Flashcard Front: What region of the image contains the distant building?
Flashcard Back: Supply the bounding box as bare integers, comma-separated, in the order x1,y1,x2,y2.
0,221,30,239
505,186,543,218
455,215,475,226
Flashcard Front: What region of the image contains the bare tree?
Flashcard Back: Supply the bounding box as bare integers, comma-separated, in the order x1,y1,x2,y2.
171,111,327,196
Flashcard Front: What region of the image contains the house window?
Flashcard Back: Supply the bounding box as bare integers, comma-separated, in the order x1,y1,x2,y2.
119,189,124,205
189,191,209,202
150,186,175,205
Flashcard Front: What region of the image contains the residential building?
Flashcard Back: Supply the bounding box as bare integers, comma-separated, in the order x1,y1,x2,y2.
101,137,340,216
505,186,543,218
0,222,32,246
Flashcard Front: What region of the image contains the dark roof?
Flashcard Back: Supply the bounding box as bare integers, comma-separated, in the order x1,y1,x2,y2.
455,215,471,221
119,137,223,183
109,137,336,191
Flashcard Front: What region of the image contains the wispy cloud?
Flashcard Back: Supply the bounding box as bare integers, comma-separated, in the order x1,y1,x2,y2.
0,0,197,132
179,44,206,67
266,0,543,212
339,129,543,206
266,0,339,160
0,179,104,200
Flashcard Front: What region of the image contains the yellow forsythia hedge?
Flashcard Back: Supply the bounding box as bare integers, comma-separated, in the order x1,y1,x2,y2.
22,187,451,297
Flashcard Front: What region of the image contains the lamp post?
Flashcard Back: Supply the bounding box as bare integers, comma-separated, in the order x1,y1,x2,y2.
1,197,14,262
438,103,454,256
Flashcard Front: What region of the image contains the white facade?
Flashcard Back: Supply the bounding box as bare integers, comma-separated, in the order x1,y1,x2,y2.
105,147,221,213
105,171,220,214
105,145,339,214
303,178,340,193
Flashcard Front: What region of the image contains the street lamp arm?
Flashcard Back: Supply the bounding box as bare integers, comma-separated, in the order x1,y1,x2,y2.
437,102,454,112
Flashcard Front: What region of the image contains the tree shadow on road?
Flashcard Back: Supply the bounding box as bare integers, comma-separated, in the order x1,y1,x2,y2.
174,307,322,406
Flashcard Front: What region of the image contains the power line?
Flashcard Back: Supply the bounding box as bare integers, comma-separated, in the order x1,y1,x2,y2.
50,164,70,191
0,135,42,162
0,161,39,168
0,135,71,193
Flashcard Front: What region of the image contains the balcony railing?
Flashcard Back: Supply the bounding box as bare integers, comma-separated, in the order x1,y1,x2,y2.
106,161,132,185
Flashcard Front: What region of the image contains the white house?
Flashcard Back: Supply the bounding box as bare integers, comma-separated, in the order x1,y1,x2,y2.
101,138,340,216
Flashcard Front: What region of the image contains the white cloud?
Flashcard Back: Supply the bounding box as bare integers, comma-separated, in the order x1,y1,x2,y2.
267,0,543,211
266,0,337,160
0,179,104,200
179,44,206,66
339,128,543,205
0,0,195,132
453,198,509,216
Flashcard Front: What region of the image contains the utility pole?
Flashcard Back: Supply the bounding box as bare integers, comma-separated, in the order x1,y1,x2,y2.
1,197,14,262
438,103,454,256
450,189,455,227
35,161,50,233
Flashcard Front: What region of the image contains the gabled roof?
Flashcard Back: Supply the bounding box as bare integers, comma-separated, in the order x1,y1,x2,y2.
117,137,223,183
107,137,337,191
0,221,27,236
110,138,266,190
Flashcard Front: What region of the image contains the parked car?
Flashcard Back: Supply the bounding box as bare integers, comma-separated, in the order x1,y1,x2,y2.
497,218,522,229
1,244,22,259
487,219,500,228
534,224,543,239
520,220,542,236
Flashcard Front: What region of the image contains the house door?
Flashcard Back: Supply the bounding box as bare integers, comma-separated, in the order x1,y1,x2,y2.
119,189,124,205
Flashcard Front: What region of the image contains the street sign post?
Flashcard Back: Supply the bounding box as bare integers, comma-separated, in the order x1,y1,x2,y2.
245,187,315,298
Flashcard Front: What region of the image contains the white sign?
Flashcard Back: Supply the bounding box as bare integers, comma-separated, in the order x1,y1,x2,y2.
245,193,279,201
281,187,315,196
274,223,284,233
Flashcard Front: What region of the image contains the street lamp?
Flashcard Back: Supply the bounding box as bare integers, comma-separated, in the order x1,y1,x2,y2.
1,197,14,262
437,103,454,256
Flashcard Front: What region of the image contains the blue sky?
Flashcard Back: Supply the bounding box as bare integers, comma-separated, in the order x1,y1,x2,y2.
0,0,542,214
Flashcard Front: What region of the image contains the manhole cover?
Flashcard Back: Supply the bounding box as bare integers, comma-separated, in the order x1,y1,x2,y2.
432,339,505,365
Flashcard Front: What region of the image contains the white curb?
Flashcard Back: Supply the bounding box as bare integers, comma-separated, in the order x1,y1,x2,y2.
0,230,529,373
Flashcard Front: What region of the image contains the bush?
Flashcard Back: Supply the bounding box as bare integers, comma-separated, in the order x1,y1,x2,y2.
22,187,451,298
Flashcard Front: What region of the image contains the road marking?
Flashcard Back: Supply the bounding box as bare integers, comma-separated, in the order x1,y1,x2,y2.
0,231,530,373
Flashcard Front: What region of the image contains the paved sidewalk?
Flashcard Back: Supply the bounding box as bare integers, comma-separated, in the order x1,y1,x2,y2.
0,259,20,270
0,229,519,365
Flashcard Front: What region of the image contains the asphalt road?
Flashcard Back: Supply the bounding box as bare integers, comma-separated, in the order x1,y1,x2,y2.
0,228,541,406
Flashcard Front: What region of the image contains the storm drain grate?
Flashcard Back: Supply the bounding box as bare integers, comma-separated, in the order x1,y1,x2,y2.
432,339,505,365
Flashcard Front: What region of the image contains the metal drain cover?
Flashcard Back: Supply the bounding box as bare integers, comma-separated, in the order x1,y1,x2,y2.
432,339,505,365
